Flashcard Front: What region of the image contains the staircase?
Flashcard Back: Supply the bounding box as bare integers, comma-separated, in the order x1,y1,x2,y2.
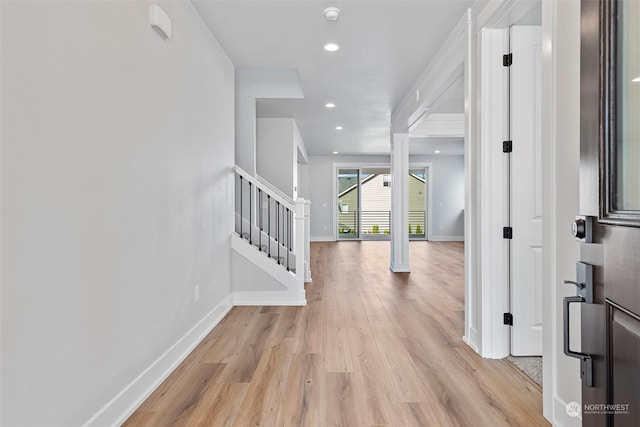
232,165,309,305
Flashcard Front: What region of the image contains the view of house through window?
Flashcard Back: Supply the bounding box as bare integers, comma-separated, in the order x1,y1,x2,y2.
337,169,359,239
409,168,427,239
337,167,427,240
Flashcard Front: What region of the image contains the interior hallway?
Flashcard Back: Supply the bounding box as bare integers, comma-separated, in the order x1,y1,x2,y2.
124,241,548,426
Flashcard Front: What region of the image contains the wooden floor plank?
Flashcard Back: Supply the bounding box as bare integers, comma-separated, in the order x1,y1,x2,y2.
322,373,364,427
275,353,323,427
192,383,249,427
231,338,295,426
125,241,549,427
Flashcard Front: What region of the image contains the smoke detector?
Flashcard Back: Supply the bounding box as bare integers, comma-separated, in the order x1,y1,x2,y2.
324,7,341,21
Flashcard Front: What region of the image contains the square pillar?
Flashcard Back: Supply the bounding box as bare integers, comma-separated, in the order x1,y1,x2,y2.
390,133,410,272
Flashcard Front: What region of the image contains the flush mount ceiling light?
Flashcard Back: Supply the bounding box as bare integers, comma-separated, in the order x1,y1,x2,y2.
335,126,343,130
325,102,336,108
435,150,441,154
633,77,640,82
333,151,339,154
324,42,340,52
324,7,341,21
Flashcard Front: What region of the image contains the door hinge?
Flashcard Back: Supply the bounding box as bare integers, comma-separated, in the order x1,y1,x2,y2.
503,140,513,153
503,53,513,66
504,312,513,326
503,227,513,239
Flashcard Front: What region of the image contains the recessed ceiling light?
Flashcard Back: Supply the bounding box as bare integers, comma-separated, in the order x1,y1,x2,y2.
325,103,336,108
333,151,339,154
435,150,441,154
335,126,343,130
324,43,340,52
324,7,341,21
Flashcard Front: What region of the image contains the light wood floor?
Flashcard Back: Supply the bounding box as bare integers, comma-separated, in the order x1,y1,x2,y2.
124,241,549,427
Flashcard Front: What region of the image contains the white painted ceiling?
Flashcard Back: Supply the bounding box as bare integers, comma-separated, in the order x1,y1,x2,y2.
193,0,473,156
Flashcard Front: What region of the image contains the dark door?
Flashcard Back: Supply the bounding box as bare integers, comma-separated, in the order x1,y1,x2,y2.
580,1,640,426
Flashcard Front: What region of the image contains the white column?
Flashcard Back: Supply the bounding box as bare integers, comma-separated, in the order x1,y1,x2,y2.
295,198,306,293
390,133,410,272
304,200,312,283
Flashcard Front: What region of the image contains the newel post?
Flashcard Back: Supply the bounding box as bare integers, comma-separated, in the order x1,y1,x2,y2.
304,200,312,283
295,198,306,291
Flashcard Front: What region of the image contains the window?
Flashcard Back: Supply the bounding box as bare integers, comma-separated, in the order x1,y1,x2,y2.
383,174,391,187
340,203,349,212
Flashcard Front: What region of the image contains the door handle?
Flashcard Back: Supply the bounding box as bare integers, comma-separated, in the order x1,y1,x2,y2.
563,295,593,387
562,261,595,387
563,280,585,289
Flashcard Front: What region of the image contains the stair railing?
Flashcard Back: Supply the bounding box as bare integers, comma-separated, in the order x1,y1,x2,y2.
233,165,305,280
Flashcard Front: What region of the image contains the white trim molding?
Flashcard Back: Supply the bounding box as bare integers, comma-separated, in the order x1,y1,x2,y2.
310,236,335,242
429,236,465,242
389,262,410,273
82,295,233,427
232,291,306,306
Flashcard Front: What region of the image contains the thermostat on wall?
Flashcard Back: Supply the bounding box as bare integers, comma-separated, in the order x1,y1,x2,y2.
150,5,172,40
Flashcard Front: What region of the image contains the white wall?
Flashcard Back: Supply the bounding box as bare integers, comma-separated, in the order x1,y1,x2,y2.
256,118,296,199
0,1,234,426
234,68,303,175
298,163,309,199
307,154,464,241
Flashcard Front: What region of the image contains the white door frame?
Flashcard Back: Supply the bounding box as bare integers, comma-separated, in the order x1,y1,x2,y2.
477,27,511,359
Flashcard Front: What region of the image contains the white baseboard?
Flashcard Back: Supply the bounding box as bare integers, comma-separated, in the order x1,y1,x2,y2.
83,294,233,427
464,327,480,354
310,236,335,242
429,235,465,242
463,335,479,353
389,262,410,272
553,396,582,427
233,291,306,306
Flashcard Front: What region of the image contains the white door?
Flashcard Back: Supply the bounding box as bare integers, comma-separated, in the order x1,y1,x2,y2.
510,26,543,356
